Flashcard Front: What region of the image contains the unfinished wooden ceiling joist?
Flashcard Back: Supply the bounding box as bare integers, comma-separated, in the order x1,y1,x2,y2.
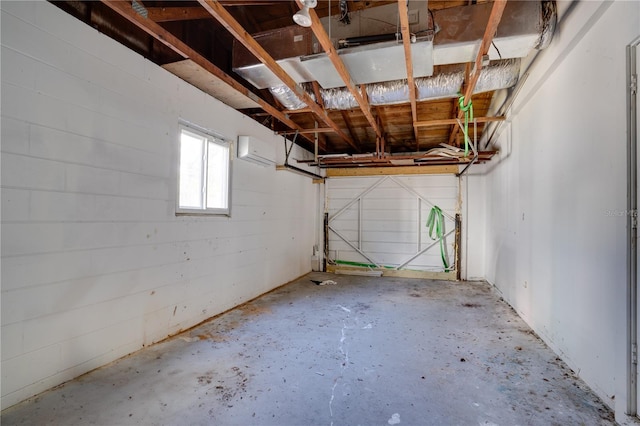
53,0,557,169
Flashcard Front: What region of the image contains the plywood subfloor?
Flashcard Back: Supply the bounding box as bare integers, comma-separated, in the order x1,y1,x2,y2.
1,274,614,425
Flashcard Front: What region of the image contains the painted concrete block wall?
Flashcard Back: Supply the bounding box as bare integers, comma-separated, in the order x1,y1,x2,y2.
478,0,639,417
1,1,317,409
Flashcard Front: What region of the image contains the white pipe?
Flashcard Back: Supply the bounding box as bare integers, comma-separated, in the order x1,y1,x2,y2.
626,34,640,417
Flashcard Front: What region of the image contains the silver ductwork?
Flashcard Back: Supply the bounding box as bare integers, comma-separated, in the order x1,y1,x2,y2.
233,1,556,91
270,59,521,111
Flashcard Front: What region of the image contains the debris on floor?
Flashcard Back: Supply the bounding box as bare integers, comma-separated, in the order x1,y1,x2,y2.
310,279,338,286
0,274,616,426
388,412,401,424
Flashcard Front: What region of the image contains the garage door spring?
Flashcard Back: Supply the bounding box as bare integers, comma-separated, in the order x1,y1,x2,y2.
426,206,449,270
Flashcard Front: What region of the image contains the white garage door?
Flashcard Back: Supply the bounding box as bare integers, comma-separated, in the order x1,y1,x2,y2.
326,174,459,277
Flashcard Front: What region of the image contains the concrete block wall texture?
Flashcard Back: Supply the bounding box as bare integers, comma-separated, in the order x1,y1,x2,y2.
475,0,640,421
0,1,317,409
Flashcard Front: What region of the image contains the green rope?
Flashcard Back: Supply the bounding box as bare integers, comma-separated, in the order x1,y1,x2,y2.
426,206,449,271
334,260,395,269
457,94,473,157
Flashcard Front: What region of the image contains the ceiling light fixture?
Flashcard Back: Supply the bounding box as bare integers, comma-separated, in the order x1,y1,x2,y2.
293,0,317,27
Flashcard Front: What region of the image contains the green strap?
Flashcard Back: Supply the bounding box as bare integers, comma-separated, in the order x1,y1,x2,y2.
457,94,473,157
426,206,449,271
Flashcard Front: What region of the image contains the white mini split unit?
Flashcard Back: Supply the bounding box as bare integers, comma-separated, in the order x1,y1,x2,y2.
237,135,276,167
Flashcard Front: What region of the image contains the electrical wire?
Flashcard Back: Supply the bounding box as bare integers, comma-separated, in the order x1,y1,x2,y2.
492,41,502,59
338,0,349,24
428,8,435,32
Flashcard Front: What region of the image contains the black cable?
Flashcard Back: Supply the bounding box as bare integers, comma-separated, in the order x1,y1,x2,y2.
284,131,297,166
428,9,435,32
492,41,502,59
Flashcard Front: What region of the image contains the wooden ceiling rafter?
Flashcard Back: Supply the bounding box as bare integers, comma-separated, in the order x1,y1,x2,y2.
397,0,419,144
416,115,505,128
253,108,312,116
340,110,360,147
277,128,334,135
236,5,262,33
197,0,359,152
100,0,318,149
297,0,382,142
311,81,324,108
310,81,330,150
374,106,387,157
447,62,471,145
146,7,212,22
449,0,507,144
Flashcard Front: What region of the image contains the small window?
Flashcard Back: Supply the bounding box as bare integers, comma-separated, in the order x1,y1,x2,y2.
177,125,231,215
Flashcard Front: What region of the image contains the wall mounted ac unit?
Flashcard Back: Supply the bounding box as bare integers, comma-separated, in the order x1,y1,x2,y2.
237,135,276,167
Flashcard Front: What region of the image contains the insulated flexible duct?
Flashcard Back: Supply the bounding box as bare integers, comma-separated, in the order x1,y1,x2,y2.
270,58,521,111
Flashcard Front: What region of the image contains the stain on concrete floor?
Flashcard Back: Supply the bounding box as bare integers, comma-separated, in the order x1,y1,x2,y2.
1,274,615,425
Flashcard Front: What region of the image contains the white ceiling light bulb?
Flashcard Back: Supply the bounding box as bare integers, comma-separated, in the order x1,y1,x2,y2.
293,0,317,27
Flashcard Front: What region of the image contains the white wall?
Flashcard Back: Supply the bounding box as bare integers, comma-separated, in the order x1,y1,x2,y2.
461,168,487,281
476,0,640,420
1,1,317,409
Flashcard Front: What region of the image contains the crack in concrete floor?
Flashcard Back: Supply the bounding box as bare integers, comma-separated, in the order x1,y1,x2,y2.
1,274,616,425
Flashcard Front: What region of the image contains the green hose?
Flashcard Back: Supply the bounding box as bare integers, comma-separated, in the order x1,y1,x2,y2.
457,94,473,157
426,206,449,270
334,260,394,269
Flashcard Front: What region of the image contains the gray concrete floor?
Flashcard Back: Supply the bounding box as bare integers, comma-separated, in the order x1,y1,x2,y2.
2,273,615,426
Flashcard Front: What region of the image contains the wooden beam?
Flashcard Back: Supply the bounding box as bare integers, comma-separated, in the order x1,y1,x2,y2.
397,0,419,142
100,0,316,148
197,0,359,152
236,4,261,33
326,165,459,177
449,0,507,144
146,3,282,22
463,1,508,104
146,7,212,22
217,0,280,5
447,62,471,145
311,81,324,108
310,80,331,152
277,128,334,135
340,110,360,146
253,108,313,116
298,0,382,141
416,116,506,128
301,80,329,154
375,106,387,157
